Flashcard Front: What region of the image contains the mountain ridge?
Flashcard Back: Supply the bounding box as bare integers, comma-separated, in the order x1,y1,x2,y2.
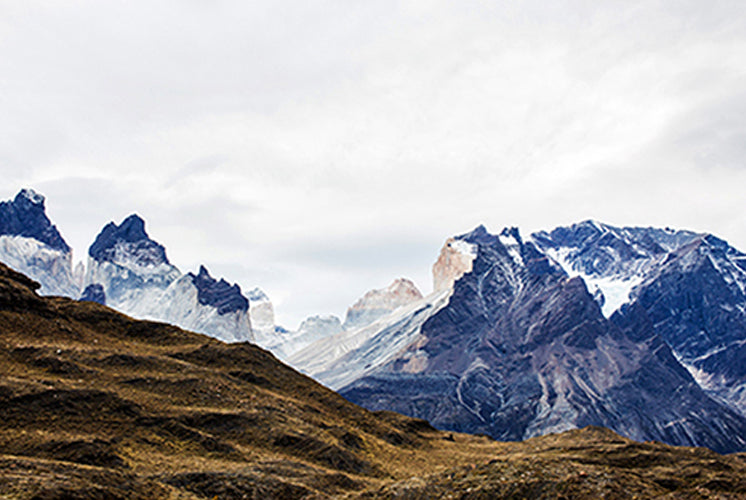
2,261,746,498
3,188,746,454
327,225,746,453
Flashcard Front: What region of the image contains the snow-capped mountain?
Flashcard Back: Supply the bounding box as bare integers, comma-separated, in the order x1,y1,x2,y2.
5,188,746,452
292,261,468,387
532,220,701,316
532,221,746,417
290,288,451,389
612,234,746,417
262,279,426,361
327,225,746,453
246,287,278,341
247,287,274,332
84,214,252,343
84,214,182,315
154,265,252,343
0,189,80,297
267,314,344,360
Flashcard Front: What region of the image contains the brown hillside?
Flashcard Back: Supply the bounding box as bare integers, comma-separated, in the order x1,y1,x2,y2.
0,263,744,499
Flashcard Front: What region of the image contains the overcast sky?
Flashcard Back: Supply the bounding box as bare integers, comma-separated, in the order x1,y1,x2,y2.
2,1,745,328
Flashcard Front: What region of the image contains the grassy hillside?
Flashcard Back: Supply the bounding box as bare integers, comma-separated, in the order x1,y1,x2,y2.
0,263,744,499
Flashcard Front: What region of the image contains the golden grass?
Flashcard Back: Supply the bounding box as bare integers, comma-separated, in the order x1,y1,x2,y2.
0,263,744,499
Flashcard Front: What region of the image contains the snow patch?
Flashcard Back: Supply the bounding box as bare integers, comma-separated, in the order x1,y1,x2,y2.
542,246,643,317
450,239,477,257
0,235,79,297
498,233,523,266
291,288,452,390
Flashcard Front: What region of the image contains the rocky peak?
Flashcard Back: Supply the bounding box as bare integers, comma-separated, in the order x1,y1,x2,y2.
298,315,344,337
247,287,270,303
360,278,423,308
79,283,106,305
17,188,45,206
702,233,741,256
344,278,423,329
88,214,169,266
247,287,276,336
432,234,479,292
0,189,70,252
187,265,249,315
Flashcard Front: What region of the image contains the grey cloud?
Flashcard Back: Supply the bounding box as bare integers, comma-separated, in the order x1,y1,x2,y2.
3,1,746,326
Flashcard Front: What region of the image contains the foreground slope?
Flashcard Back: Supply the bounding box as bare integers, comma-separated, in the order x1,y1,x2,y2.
0,263,467,498
1,264,746,498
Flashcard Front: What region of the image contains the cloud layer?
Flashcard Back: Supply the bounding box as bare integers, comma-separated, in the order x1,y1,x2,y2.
2,1,745,326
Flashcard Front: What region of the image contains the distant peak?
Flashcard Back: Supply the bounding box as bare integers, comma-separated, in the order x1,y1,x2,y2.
469,224,489,237
499,226,522,244
344,277,423,329
247,287,270,302
0,189,70,252
116,214,148,241
79,283,106,305
188,265,248,315
575,219,607,233
88,214,169,265
16,188,45,206
388,277,420,293
456,224,497,246
298,314,344,335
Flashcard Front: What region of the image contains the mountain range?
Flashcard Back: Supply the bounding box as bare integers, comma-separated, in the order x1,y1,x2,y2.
328,225,746,453
3,261,745,498
3,188,746,455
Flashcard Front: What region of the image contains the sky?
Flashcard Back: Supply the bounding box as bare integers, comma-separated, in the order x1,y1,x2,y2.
1,1,746,328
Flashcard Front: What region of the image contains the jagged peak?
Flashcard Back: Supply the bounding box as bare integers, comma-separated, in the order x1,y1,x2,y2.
79,283,106,305
457,224,495,245
666,233,744,265
702,233,733,252
88,214,169,266
0,189,70,252
344,278,423,329
575,219,608,231
187,264,249,315
386,277,421,294
470,224,489,236
247,287,270,302
111,214,148,242
16,188,45,206
499,226,522,241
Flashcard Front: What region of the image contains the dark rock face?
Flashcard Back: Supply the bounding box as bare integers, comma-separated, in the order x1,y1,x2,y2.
532,220,700,278
620,237,746,359
188,266,248,315
341,226,746,454
0,189,70,252
80,284,106,305
612,236,746,415
89,214,169,266
533,221,746,417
